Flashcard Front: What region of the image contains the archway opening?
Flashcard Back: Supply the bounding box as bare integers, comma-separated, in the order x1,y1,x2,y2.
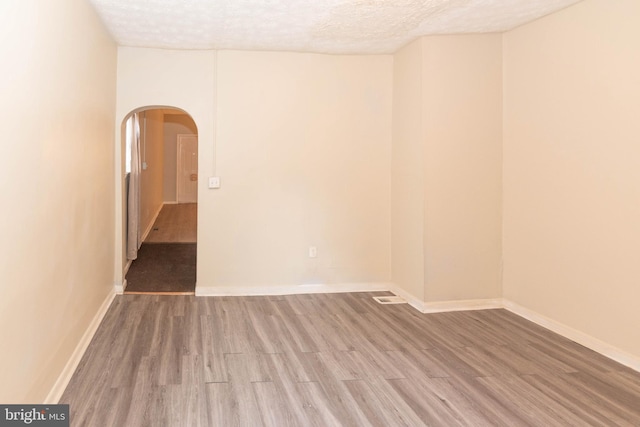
120,106,198,294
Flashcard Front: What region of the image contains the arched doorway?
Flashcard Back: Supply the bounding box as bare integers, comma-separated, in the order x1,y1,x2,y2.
120,106,198,294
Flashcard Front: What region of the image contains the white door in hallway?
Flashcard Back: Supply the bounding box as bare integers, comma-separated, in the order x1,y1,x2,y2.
177,134,198,203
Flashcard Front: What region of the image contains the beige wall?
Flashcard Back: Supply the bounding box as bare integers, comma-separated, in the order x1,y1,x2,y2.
116,49,393,289
163,114,198,202
503,0,640,357
422,35,503,302
139,109,165,235
390,35,502,305
204,51,393,288
115,47,216,286
0,0,116,402
391,39,426,301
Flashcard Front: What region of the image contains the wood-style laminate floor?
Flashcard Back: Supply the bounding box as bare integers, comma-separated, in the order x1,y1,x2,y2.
60,292,640,426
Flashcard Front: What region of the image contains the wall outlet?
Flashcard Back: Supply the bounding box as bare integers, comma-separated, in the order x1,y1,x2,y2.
308,246,317,258
208,176,221,189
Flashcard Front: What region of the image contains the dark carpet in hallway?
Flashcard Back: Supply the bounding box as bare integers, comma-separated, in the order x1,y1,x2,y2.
125,243,196,293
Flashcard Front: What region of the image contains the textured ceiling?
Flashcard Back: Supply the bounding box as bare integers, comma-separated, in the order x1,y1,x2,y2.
89,0,582,54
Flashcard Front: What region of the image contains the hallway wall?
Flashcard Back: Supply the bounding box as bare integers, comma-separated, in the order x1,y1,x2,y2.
503,0,640,360
0,0,117,402
139,109,165,238
421,35,503,303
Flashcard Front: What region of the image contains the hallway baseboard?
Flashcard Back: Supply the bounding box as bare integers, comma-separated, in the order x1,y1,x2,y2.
195,282,390,296
45,290,115,404
388,285,640,374
503,299,640,374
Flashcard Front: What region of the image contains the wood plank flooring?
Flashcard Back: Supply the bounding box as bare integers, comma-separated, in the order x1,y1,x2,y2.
60,292,640,426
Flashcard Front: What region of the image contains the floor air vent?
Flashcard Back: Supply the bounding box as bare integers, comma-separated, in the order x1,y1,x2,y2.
373,296,406,305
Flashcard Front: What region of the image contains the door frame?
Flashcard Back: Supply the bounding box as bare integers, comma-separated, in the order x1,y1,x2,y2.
176,133,198,203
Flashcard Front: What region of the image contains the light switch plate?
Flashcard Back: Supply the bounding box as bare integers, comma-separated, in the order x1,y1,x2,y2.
208,176,221,188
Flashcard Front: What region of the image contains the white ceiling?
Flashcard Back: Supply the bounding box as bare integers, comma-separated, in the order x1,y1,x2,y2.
89,0,582,54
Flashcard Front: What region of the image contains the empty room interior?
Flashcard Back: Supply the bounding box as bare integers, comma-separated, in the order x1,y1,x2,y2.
1,0,639,424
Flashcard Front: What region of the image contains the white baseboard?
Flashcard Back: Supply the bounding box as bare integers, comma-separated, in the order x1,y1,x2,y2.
388,285,502,313
387,286,639,372
163,201,178,205
387,285,428,312
503,299,640,373
114,279,127,295
45,289,115,404
123,259,133,276
420,298,503,313
195,282,390,297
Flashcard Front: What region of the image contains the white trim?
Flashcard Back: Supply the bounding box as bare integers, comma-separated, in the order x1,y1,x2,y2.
116,261,132,294
195,282,390,297
503,299,640,373
176,134,198,204
388,285,502,313
387,285,428,312
45,290,115,404
163,201,178,205
420,298,503,313
140,203,164,243
114,279,127,295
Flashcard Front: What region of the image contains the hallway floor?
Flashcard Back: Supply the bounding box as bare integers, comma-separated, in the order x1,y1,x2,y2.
125,203,197,294
145,203,197,243
124,243,196,294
